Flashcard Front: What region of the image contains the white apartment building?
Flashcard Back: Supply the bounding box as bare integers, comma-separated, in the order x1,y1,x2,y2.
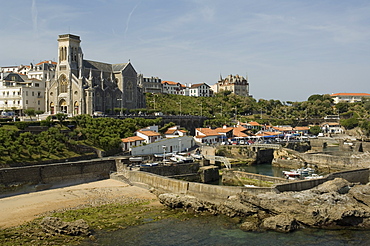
330,93,370,104
0,73,45,114
161,80,185,95
0,61,56,116
188,83,212,97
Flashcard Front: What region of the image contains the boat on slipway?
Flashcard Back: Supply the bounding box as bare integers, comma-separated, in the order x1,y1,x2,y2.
282,168,322,180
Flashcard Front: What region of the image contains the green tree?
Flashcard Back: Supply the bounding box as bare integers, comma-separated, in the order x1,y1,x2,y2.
309,125,322,135
340,118,359,129
55,113,67,127
24,109,36,121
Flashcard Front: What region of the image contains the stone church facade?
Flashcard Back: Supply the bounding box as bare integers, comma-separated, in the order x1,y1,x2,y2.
46,34,145,116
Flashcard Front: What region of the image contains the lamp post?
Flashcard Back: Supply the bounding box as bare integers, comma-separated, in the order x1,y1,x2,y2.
260,107,263,119
117,98,123,116
234,107,237,122
152,95,156,110
177,99,182,116
162,145,166,165
218,104,223,117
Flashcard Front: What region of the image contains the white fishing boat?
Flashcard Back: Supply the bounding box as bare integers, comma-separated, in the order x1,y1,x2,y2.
304,174,324,180
140,162,159,167
283,168,321,180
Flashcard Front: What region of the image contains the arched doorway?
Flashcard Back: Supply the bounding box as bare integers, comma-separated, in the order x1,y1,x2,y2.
50,102,55,114
59,99,67,113
74,101,79,115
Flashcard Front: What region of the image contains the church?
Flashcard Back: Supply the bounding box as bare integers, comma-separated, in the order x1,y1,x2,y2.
46,34,145,116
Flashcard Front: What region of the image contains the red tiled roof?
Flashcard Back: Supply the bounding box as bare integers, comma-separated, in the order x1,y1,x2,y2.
248,121,261,126
215,127,233,133
164,129,176,134
35,60,57,66
331,93,370,97
233,126,250,137
191,83,209,88
196,128,220,137
121,136,144,143
272,126,293,131
294,126,309,131
137,130,161,136
256,131,282,137
161,80,179,85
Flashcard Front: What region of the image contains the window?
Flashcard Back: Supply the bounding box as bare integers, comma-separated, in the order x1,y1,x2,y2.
35,83,39,87
26,100,28,104
32,92,34,96
59,74,68,93
26,91,28,96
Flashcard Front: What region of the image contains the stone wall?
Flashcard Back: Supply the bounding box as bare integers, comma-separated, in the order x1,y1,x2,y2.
139,163,200,176
327,168,369,184
0,159,116,197
273,147,370,171
299,152,369,171
275,168,369,192
117,169,276,199
115,166,369,199
223,170,288,185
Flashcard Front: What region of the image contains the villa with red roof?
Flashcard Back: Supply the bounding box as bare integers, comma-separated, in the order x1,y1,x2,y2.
194,128,221,144
188,83,212,97
161,80,185,95
164,126,187,138
330,93,370,104
121,136,145,151
136,130,161,144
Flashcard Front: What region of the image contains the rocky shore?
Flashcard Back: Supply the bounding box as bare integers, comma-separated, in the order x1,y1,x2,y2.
158,178,370,232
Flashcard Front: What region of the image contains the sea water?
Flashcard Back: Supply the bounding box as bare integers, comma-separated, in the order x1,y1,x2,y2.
81,214,370,246
235,163,288,178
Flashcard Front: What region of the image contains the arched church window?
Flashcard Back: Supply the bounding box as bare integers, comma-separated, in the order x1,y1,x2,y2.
63,47,67,61
59,74,68,93
74,48,77,62
59,48,63,62
127,80,133,101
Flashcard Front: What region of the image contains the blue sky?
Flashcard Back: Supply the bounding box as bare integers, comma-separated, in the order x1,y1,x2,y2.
1,0,369,102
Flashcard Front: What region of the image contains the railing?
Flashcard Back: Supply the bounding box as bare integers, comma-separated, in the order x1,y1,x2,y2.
204,155,231,169
250,143,281,149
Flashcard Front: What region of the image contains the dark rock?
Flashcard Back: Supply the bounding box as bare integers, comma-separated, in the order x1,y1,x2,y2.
40,217,90,236
312,178,351,194
157,178,370,232
261,214,300,232
348,184,370,206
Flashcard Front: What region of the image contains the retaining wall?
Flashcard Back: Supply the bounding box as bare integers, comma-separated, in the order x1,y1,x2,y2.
0,159,116,197
118,169,276,199
224,170,288,184
139,163,200,176
299,152,369,170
